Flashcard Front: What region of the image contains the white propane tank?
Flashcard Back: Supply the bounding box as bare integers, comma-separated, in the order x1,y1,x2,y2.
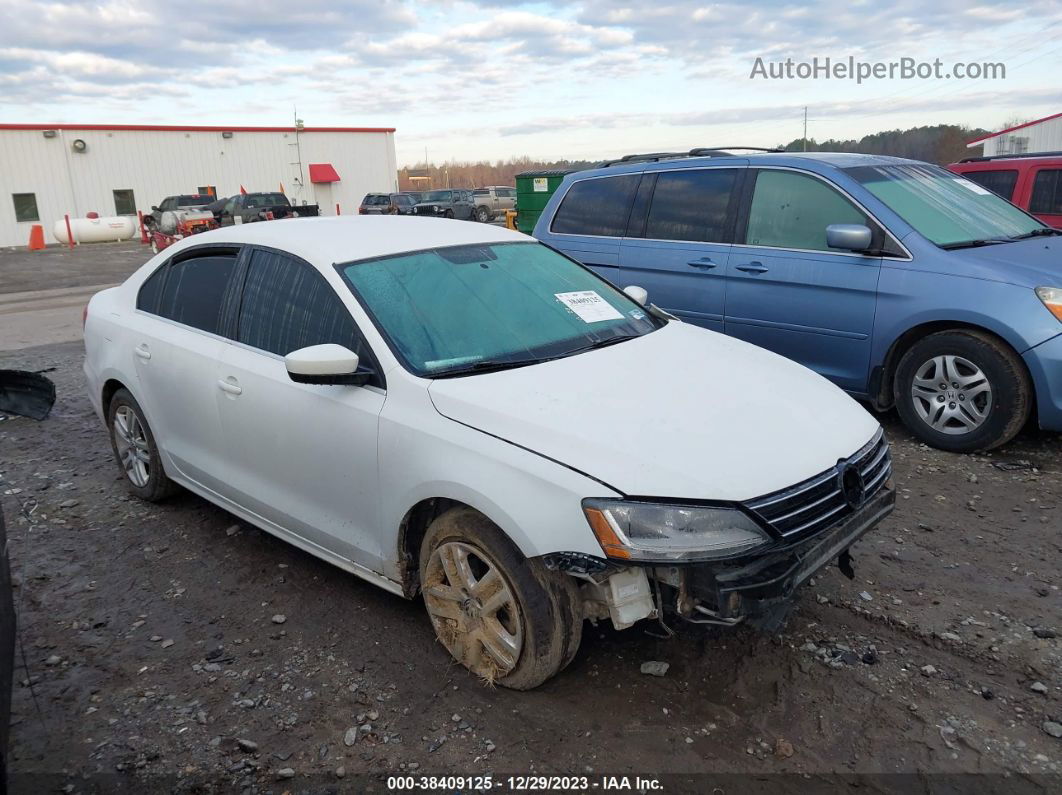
53,215,137,244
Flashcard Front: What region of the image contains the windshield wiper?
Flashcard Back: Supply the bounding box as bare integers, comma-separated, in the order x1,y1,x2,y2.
431,334,644,378
940,239,1011,250
1010,228,1062,240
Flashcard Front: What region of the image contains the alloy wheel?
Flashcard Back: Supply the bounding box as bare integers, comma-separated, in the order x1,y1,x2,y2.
910,354,993,435
423,540,523,680
113,405,151,487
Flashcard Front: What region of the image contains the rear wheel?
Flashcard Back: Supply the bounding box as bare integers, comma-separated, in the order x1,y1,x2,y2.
419,507,582,690
894,330,1030,452
106,389,178,501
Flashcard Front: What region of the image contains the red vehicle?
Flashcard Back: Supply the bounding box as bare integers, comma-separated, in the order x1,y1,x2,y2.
948,152,1062,229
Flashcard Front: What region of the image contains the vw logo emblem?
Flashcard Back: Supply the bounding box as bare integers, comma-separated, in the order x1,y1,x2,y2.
838,462,866,509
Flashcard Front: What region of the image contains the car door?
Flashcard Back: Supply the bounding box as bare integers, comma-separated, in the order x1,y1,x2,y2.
1028,166,1062,229
545,173,642,282
130,247,241,491
618,167,743,334
213,247,388,571
724,168,884,393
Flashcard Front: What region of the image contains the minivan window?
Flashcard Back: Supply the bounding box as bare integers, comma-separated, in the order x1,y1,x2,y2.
846,164,1042,247
237,249,372,370
157,253,238,334
963,169,1019,200
645,169,738,243
551,175,640,237
339,241,657,377
745,170,866,251
1030,169,1062,215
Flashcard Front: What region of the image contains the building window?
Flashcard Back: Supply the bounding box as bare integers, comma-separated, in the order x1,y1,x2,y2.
12,193,39,223
113,189,136,216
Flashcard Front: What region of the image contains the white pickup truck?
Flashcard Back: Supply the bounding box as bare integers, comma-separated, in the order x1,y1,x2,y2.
471,186,516,222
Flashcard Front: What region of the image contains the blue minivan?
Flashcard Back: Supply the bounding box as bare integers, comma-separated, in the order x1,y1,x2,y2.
533,151,1062,452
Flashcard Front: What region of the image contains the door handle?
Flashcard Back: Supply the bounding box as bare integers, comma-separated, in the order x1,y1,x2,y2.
217,378,242,396
134,344,151,360
735,261,769,273
686,257,717,269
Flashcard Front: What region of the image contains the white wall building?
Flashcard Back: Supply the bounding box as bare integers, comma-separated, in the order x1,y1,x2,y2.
0,123,398,248
967,112,1062,157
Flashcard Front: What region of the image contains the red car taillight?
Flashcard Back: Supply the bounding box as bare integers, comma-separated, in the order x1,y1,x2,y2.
358,207,368,215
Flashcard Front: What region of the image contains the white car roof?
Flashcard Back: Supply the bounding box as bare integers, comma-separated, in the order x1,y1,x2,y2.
168,216,529,266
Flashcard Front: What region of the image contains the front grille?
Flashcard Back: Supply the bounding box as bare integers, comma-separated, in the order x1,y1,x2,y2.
744,429,891,542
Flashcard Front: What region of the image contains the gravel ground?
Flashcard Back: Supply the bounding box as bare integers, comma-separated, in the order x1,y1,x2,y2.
1,338,1060,794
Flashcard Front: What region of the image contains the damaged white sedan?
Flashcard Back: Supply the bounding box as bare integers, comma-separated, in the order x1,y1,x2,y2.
83,216,894,689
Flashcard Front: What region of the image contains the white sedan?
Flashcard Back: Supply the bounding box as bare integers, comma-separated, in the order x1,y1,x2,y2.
83,216,894,688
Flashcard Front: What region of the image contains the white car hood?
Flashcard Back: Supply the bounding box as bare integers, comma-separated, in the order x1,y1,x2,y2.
428,322,880,501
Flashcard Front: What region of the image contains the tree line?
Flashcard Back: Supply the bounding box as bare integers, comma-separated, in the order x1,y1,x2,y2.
398,124,990,189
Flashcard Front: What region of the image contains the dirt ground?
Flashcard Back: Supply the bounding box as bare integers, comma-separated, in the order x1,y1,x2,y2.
0,243,1060,793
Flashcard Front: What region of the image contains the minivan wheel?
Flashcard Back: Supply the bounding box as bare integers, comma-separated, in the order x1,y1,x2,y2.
418,507,582,690
475,206,490,223
894,330,1030,452
107,388,178,501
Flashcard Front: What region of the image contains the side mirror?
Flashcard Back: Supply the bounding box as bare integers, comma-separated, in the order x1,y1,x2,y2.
285,344,371,386
624,285,648,306
150,206,159,212
826,224,873,252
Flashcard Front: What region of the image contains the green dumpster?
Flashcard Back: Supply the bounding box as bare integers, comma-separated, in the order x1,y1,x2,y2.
514,169,574,235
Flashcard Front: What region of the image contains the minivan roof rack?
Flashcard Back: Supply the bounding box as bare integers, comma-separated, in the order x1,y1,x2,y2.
596,146,784,168
959,150,1062,163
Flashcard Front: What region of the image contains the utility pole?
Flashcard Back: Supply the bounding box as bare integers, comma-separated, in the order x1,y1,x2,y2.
803,106,808,152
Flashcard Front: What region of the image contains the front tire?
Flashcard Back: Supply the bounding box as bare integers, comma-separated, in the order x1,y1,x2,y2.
894,330,1030,452
106,388,178,501
418,507,582,690
475,206,490,223
443,209,454,219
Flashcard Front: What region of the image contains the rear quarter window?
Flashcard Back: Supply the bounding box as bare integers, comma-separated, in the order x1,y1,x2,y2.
962,169,1019,200
550,175,640,237
1030,169,1062,215
157,253,239,334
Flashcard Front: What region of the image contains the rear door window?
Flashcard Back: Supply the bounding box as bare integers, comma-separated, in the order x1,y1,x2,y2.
156,252,239,334
236,249,379,383
644,169,739,242
1030,169,1062,214
962,169,1019,200
550,174,641,237
744,170,867,251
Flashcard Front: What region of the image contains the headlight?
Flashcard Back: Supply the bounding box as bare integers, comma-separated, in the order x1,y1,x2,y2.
1035,287,1062,322
432,205,439,212
582,499,769,562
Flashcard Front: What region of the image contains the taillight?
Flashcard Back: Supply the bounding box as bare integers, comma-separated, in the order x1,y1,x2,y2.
358,207,367,215
82,303,89,329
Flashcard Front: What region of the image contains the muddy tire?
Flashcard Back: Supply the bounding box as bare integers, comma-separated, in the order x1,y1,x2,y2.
106,388,179,502
418,507,582,690
893,330,1030,453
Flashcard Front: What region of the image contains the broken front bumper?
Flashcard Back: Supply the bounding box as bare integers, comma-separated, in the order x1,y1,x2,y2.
669,483,896,629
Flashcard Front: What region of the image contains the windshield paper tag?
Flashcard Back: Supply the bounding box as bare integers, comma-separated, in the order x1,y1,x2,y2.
955,178,991,196
555,291,624,323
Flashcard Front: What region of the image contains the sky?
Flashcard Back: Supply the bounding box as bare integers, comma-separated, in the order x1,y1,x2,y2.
1,0,1061,166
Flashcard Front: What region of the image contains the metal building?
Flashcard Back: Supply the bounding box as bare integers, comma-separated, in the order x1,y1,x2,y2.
967,112,1062,157
0,123,398,248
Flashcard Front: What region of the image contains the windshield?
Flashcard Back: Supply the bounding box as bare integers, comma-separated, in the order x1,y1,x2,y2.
846,164,1043,247
424,190,451,202
339,241,659,377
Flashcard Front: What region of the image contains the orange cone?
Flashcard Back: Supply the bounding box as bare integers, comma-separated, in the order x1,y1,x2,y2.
28,224,45,250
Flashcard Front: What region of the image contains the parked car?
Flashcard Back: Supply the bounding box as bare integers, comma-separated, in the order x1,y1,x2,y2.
82,216,893,689
534,150,1062,453
146,194,214,232
216,192,320,225
948,152,1062,229
412,189,475,220
472,186,516,222
359,193,417,215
